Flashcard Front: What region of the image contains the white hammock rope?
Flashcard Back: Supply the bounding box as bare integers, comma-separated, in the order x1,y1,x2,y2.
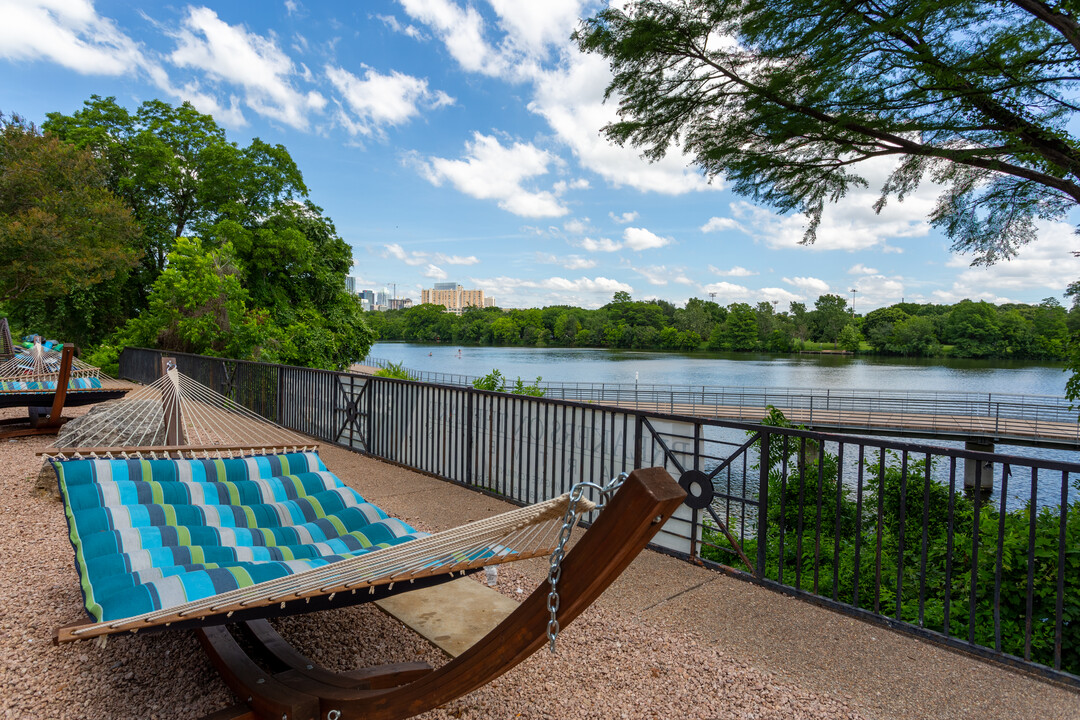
45,367,313,455
0,339,102,382
65,491,592,639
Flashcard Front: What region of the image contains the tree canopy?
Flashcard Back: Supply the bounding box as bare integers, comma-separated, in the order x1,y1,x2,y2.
369,292,1074,360
43,96,308,304
1,97,370,370
575,0,1080,262
0,114,140,339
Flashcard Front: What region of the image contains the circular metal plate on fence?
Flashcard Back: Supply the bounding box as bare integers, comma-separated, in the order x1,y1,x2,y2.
678,469,714,509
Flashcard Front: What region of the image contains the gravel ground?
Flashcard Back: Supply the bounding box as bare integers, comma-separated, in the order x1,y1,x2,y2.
0,404,1070,719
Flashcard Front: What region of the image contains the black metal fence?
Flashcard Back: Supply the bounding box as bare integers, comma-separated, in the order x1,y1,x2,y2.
120,347,1079,686
359,355,1080,448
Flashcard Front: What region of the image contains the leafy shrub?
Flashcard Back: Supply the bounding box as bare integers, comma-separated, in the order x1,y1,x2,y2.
472,369,545,396
703,407,1080,674
374,361,416,380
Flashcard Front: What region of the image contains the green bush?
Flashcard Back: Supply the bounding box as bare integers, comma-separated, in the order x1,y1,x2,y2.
472,369,545,397
374,361,416,380
704,407,1080,674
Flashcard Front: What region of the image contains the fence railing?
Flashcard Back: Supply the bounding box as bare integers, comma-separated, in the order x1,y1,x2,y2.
356,356,1080,446
121,347,1080,686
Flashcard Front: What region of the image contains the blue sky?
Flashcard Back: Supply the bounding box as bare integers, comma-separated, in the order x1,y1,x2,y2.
1,0,1078,311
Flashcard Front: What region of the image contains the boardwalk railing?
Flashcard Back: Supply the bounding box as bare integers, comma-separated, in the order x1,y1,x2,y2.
357,356,1080,447
121,348,1080,686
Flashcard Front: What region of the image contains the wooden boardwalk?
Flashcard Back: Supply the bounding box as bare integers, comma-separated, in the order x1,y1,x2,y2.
611,400,1080,447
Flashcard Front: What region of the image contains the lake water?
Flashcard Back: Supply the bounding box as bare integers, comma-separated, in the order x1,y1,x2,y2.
370,343,1080,510
370,342,1069,396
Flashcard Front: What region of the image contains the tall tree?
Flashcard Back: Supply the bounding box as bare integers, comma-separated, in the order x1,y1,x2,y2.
576,1,1080,263
43,96,306,298
0,114,140,344
811,294,850,345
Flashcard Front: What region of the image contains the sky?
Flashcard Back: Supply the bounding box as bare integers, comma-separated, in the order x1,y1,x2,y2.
1,0,1078,312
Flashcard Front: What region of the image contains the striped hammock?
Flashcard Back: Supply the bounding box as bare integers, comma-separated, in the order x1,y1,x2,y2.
47,365,595,642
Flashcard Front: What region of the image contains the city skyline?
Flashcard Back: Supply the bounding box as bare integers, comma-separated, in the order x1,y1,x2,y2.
2,1,1078,311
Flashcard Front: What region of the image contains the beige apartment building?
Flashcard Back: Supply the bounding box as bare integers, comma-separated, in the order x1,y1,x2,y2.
421,283,494,314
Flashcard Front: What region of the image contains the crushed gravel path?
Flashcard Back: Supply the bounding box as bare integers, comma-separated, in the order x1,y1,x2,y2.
1,406,1075,719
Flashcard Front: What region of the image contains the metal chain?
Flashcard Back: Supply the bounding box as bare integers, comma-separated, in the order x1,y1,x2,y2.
546,471,628,653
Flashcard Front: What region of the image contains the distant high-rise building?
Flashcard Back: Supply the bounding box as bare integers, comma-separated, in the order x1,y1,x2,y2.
359,289,375,312
388,298,413,310
345,276,356,294
375,290,389,307
421,283,489,315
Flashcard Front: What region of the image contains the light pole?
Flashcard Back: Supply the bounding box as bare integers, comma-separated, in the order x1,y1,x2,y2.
850,288,857,318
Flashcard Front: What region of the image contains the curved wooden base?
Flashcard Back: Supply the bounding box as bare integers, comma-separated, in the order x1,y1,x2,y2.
199,467,686,720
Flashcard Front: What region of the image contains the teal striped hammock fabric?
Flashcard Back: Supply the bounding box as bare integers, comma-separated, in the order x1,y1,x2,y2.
1,377,102,392
52,451,426,623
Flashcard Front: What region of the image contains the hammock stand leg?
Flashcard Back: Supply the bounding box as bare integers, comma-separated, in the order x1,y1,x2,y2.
197,466,685,720
0,344,75,439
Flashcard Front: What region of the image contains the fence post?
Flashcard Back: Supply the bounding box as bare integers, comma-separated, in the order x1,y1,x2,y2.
466,391,474,484
756,431,770,578
633,414,643,468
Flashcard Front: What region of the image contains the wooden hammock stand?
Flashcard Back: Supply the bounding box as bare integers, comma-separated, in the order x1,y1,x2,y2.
0,344,127,439
52,357,686,720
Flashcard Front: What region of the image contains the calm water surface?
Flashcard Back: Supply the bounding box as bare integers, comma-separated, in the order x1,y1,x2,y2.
371,343,1080,509
371,342,1069,397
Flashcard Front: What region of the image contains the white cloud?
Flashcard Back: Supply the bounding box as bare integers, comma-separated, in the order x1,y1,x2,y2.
848,263,878,275
414,132,568,217
327,64,452,136
375,13,427,40
933,219,1080,303
563,217,590,234
730,155,939,252
609,211,638,224
169,7,325,129
436,253,479,265
397,0,507,77
700,282,803,305
383,243,427,266
701,216,743,233
553,179,589,195
632,265,696,286
701,281,752,302
422,263,447,280
486,0,590,58
579,237,622,252
709,265,757,277
623,227,672,251
536,252,597,270
385,244,479,267
284,0,299,15
529,52,715,195
469,274,633,308
0,0,148,75
851,275,906,310
758,288,803,304
783,276,831,296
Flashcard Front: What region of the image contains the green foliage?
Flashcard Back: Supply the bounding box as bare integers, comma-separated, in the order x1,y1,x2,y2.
576,0,1080,263
472,369,545,396
83,343,122,377
117,237,263,358
472,369,506,392
703,409,1080,674
837,324,862,353
374,362,416,380
27,95,371,369
0,114,141,345
370,293,1073,362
